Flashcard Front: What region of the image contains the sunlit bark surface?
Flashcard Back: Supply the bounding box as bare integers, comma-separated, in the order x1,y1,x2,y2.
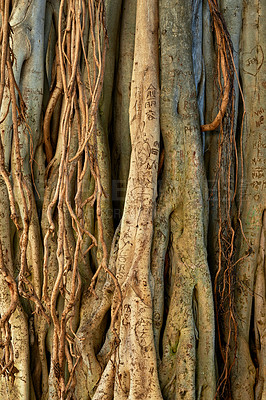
0,0,265,399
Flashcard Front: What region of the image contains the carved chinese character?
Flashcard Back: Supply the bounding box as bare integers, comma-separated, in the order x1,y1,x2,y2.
146,110,156,120
145,100,156,108
252,167,264,179
146,84,156,100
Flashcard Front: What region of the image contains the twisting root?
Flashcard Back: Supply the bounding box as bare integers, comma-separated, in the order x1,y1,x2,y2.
201,0,233,133
43,44,63,164
41,1,121,397
0,0,10,110
0,0,119,396
203,1,250,398
6,53,50,323
0,6,50,373
0,240,19,383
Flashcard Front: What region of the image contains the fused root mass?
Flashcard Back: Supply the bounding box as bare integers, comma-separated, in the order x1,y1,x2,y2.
0,0,265,399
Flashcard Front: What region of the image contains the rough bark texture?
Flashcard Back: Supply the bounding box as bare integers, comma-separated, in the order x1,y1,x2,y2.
0,0,265,399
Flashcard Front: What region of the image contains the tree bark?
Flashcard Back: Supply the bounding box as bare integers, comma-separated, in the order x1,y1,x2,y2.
0,1,265,399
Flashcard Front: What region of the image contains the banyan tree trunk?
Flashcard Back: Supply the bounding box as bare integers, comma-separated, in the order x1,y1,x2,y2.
0,0,265,399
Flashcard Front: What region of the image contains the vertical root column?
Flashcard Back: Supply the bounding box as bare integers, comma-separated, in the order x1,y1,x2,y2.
158,0,216,398
94,0,162,398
